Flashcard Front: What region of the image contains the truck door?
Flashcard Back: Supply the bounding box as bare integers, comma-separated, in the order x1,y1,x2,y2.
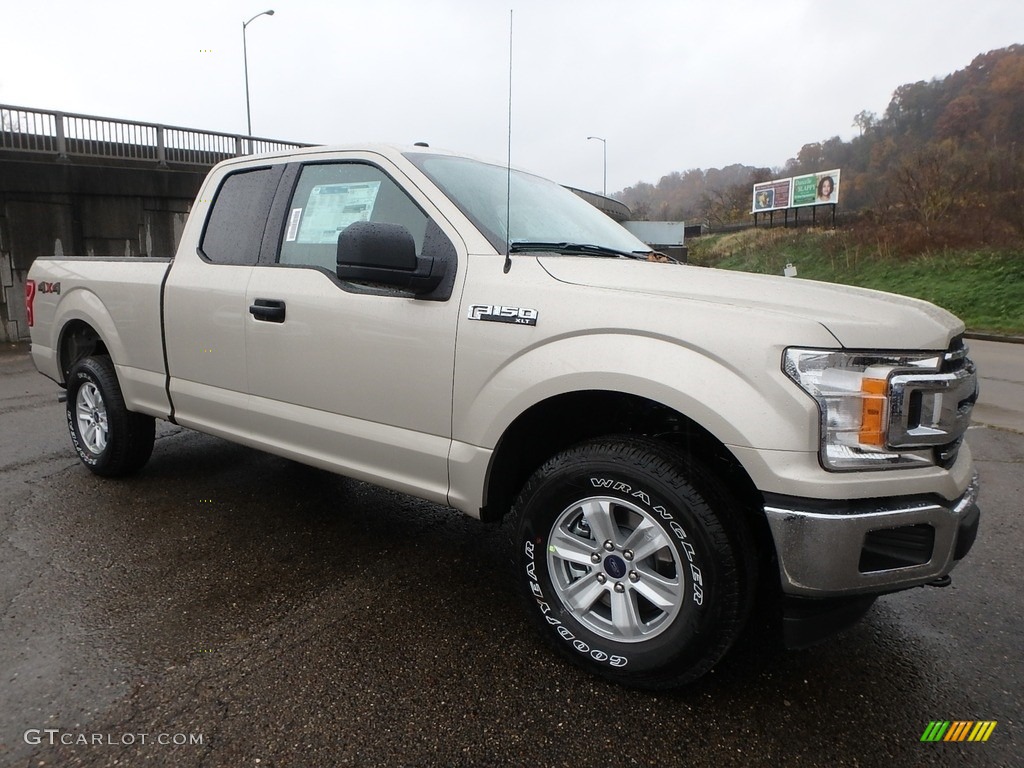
164,164,284,441
243,157,464,504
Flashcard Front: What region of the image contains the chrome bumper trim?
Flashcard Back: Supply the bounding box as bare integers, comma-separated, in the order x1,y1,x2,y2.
763,473,980,597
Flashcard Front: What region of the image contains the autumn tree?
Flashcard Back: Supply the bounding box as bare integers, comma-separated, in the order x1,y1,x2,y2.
891,140,978,231
852,110,877,136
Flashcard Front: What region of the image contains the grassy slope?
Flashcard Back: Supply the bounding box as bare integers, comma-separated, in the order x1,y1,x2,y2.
688,229,1024,335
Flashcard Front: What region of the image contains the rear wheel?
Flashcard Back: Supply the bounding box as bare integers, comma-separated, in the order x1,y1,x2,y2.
66,355,155,476
513,436,754,689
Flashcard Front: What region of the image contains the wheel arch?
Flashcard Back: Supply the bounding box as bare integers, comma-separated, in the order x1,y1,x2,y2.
49,287,124,385
481,389,765,529
57,319,110,384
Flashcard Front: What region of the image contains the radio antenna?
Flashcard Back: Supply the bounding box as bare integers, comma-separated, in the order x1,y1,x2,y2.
503,9,513,274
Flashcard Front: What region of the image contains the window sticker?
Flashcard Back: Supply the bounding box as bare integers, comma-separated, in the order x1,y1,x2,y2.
285,208,303,242
296,181,381,244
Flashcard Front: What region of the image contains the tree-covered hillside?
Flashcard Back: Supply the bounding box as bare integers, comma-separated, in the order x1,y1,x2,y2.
617,44,1024,246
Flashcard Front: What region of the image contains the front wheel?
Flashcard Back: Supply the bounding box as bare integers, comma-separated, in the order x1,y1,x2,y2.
513,437,754,689
66,355,155,476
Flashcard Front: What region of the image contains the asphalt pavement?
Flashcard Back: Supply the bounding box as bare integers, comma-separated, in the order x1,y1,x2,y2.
1,341,1021,767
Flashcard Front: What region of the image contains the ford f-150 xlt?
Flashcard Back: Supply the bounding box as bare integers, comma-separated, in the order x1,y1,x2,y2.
25,145,980,688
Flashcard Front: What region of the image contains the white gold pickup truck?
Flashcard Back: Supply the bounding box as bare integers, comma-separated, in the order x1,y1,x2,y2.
25,145,980,688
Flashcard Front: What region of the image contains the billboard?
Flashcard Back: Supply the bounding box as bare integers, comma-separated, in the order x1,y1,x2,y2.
751,178,792,213
751,169,841,213
791,169,841,208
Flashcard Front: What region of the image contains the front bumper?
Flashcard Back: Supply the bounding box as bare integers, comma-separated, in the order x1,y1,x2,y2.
763,473,980,597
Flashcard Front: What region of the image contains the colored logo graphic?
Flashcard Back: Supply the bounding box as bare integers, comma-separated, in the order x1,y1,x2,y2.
921,721,997,742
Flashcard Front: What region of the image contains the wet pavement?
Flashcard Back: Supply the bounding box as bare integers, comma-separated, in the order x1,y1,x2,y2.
1,344,1021,767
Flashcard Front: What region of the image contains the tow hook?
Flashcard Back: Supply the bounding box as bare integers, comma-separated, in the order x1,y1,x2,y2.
926,575,952,588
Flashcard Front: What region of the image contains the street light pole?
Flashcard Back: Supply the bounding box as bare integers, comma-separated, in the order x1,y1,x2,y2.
243,9,275,137
587,135,606,196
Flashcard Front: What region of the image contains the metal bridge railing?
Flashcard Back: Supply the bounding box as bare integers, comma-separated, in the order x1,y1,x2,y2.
0,103,313,165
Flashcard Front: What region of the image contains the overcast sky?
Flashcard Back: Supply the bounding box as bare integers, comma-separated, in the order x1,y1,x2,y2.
2,1,1022,194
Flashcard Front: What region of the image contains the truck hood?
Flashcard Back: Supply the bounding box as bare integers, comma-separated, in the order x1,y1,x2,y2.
537,257,964,350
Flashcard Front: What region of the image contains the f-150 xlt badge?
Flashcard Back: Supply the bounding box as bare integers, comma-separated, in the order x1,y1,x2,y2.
468,304,538,326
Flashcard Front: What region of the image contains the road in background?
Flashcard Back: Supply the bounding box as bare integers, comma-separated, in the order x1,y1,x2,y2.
1,343,1020,766
970,338,1024,434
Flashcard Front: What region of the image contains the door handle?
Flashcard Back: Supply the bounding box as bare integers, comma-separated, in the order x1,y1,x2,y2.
249,298,286,323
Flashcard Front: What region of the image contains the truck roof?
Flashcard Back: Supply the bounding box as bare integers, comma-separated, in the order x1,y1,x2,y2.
212,143,532,176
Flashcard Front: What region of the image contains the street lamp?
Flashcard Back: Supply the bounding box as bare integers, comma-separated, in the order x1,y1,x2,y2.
587,135,606,196
243,9,275,137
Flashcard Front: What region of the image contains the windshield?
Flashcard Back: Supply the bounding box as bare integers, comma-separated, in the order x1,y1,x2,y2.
405,152,650,256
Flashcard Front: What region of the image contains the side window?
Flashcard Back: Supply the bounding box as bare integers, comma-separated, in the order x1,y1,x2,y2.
279,163,428,271
200,166,281,265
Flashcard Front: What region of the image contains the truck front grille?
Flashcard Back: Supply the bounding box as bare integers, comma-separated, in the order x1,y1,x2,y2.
886,338,978,465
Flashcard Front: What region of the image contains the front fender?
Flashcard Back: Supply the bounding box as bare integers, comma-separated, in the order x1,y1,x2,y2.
452,330,822,455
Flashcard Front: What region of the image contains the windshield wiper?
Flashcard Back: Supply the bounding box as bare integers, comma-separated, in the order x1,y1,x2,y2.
509,241,651,260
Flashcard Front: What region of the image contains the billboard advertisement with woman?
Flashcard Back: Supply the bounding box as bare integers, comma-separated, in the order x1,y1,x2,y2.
791,169,841,207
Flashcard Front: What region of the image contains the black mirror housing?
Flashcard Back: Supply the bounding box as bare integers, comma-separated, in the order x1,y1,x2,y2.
336,221,445,295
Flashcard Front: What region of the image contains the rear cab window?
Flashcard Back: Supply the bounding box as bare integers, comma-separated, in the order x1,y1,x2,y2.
200,165,284,265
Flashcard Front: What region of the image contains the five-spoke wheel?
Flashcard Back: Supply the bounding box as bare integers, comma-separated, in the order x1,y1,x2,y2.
515,437,753,689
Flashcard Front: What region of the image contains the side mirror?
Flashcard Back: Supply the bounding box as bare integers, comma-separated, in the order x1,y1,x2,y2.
336,221,445,295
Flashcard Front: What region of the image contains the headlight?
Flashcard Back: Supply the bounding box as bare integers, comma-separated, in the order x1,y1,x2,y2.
784,348,940,471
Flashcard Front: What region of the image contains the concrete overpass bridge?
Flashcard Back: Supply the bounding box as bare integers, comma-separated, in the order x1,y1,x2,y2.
0,103,312,342
1,104,639,343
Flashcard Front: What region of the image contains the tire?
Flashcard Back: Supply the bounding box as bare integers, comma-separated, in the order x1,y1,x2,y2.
513,436,755,689
66,355,155,477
